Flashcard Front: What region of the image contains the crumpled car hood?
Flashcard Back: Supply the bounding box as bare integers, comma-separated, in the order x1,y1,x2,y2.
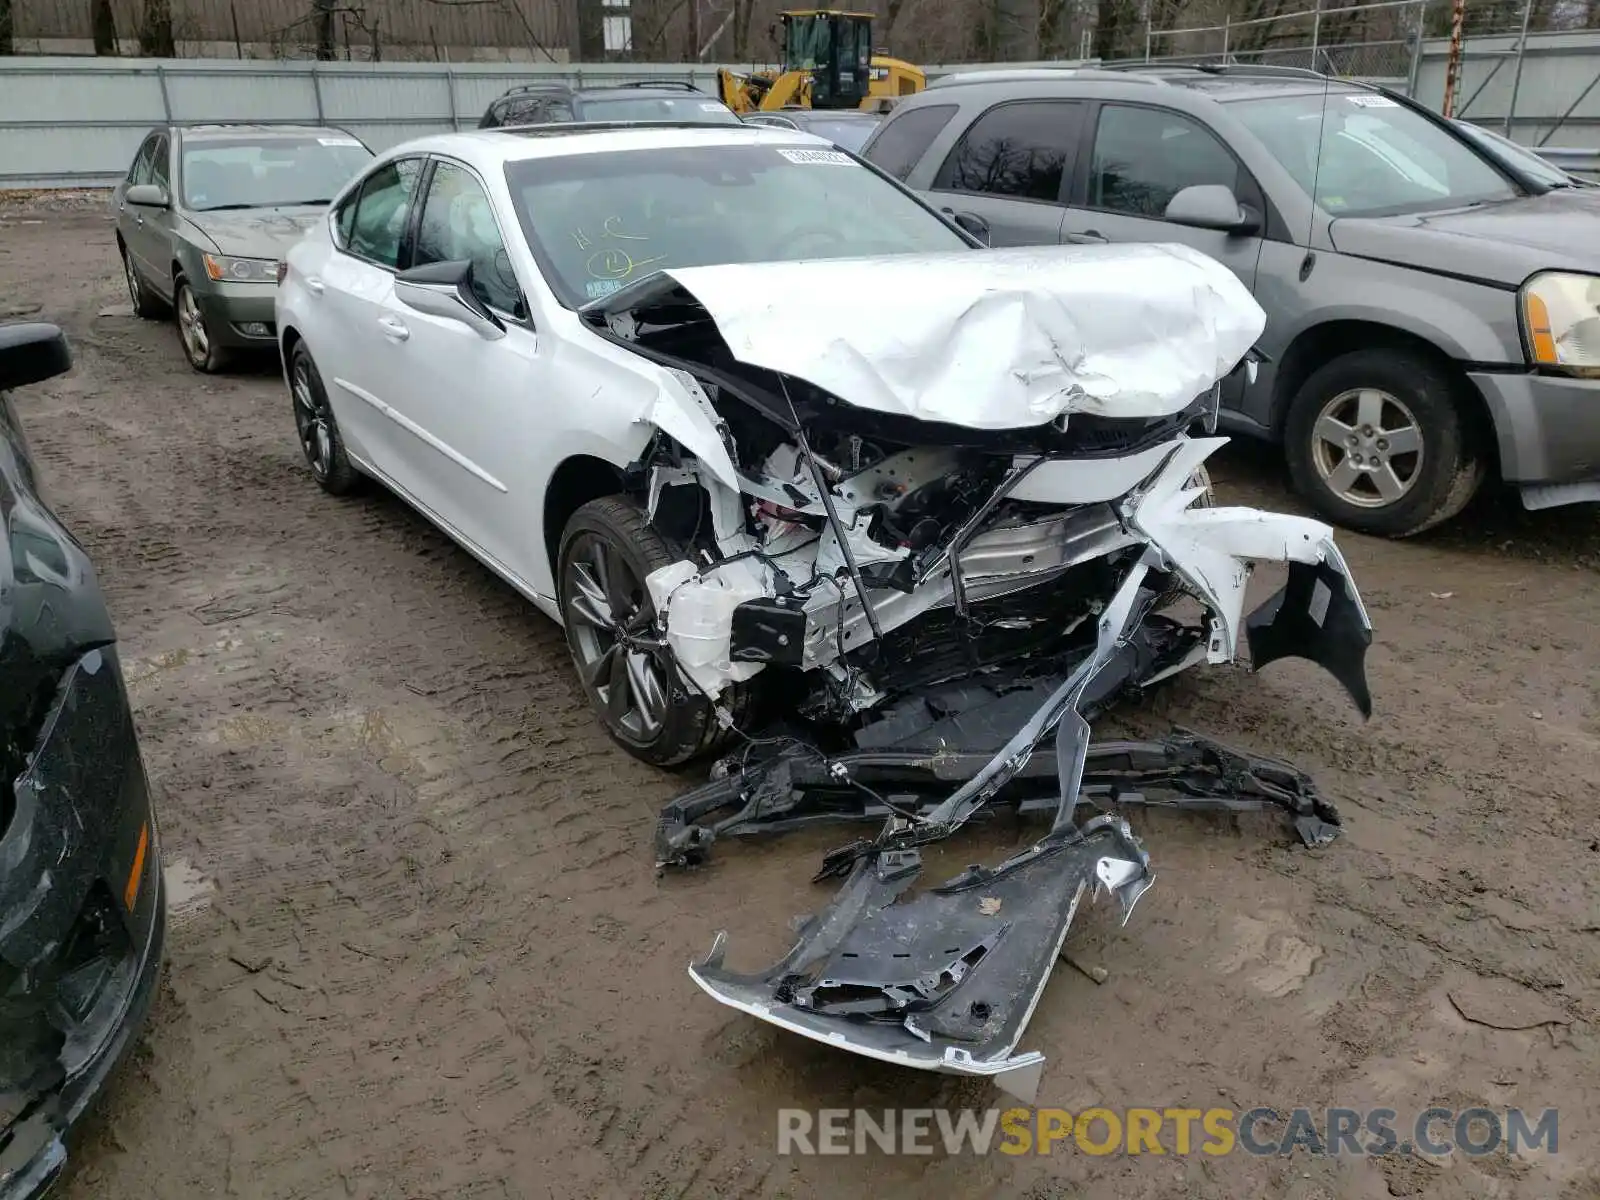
596,242,1266,429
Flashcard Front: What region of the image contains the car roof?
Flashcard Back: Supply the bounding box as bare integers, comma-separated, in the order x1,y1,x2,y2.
924,63,1366,105
387,123,834,170
176,123,355,141
490,80,714,102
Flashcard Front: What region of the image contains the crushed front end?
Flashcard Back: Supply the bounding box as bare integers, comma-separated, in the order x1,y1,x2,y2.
1,645,166,1200
3,380,166,1198
583,245,1372,1098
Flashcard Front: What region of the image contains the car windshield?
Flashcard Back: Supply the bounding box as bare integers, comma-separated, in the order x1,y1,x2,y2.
796,117,880,152
505,142,968,306
182,135,373,211
1229,92,1519,217
1451,121,1571,187
578,96,743,124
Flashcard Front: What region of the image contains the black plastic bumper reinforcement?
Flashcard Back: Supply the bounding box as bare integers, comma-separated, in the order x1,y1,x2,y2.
656,726,1343,875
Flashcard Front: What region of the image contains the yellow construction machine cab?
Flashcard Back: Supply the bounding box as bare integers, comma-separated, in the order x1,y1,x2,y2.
778,10,873,110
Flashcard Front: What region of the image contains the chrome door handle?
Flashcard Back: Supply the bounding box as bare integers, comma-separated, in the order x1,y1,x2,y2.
378,315,409,341
305,276,325,295
1066,230,1106,244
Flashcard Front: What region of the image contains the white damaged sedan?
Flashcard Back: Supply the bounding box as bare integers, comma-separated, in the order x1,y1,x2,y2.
278,124,1373,1097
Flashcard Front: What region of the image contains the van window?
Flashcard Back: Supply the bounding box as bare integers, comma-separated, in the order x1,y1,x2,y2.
933,101,1084,203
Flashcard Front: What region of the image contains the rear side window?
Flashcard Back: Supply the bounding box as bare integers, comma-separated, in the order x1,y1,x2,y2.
933,101,1085,203
863,103,957,181
345,157,423,268
1089,104,1241,217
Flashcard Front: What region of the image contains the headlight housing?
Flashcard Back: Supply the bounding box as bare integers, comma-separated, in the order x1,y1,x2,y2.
1520,271,1600,376
202,252,278,284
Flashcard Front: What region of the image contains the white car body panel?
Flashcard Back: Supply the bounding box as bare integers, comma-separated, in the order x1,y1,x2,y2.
275,121,1367,709
656,242,1267,428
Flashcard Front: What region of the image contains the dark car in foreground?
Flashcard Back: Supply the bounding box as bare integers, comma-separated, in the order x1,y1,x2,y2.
478,80,741,129
0,325,165,1200
112,123,374,373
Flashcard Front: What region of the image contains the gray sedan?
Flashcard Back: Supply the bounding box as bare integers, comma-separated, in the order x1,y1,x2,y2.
112,124,372,373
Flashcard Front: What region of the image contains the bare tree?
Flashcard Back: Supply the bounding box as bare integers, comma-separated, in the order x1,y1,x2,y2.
92,0,118,54
313,0,337,58
140,0,176,55
1093,0,1141,59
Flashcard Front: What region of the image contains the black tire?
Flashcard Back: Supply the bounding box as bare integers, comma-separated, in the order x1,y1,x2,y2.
121,243,168,320
289,340,362,496
173,275,231,374
558,496,750,768
1284,348,1485,538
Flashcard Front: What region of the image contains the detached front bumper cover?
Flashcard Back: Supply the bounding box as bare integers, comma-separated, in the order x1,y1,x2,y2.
661,537,1370,1102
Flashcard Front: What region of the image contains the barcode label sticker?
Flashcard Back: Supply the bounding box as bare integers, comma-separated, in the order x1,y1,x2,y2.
776,148,854,165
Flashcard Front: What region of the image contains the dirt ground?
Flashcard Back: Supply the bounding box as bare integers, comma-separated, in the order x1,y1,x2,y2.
4,193,1600,1200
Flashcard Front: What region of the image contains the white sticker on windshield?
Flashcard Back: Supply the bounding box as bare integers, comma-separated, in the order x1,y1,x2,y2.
700,102,727,112
776,147,853,165
1346,95,1399,108
585,279,625,299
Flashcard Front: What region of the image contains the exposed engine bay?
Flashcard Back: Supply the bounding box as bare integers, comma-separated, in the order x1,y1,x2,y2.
580,244,1374,1099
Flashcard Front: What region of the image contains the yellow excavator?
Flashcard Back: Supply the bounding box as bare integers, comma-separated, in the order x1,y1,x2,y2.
717,10,926,115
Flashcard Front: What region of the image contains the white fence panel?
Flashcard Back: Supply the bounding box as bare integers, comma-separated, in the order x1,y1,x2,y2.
3,41,1600,188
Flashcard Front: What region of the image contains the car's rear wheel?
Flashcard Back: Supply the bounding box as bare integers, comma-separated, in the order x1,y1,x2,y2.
1285,348,1485,538
121,245,167,320
558,496,748,768
289,341,362,495
173,276,230,374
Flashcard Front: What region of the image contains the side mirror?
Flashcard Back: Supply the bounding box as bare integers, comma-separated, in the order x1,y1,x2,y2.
125,183,170,208
1163,184,1259,235
394,260,507,341
943,208,990,245
0,323,73,391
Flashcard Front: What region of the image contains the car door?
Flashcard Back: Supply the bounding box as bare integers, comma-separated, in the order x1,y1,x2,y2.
117,133,164,286
1063,102,1266,285
376,156,544,584
141,133,180,301
924,100,1087,247
310,156,427,490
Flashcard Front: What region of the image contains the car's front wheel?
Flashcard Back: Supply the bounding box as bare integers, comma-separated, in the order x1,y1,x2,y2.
1284,348,1485,538
289,340,362,495
173,276,230,374
558,496,748,768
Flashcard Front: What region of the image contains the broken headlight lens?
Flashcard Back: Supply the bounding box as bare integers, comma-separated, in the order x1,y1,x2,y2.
1520,271,1600,376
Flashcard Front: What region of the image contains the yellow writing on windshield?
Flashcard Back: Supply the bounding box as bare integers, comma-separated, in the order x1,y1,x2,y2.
573,214,663,282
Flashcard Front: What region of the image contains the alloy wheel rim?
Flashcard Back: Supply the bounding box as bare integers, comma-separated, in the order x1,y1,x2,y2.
1309,387,1424,509
563,535,669,743
124,255,140,306
291,359,330,479
177,287,209,364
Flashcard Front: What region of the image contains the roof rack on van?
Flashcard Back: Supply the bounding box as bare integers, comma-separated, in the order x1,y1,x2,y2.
608,79,705,92
1107,61,1332,80
496,81,576,98
927,66,1168,89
